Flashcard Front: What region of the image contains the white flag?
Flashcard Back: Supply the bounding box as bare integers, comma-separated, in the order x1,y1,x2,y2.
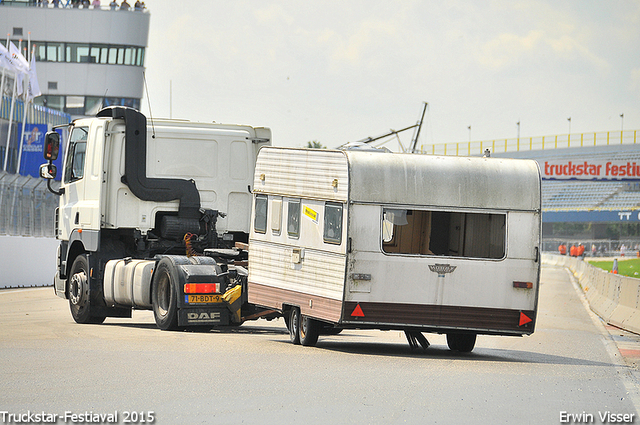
27,53,41,100
9,42,28,96
0,43,17,72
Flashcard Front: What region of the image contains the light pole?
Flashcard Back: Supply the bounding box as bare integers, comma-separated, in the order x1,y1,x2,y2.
621,113,624,132
517,121,520,140
567,117,571,134
468,125,471,143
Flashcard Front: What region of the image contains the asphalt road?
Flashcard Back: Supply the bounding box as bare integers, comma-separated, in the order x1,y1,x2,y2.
1,265,639,424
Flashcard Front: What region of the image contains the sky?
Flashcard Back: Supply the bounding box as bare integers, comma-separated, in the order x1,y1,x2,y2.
141,1,640,150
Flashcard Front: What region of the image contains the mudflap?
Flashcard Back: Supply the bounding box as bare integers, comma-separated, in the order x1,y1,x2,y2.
178,306,230,327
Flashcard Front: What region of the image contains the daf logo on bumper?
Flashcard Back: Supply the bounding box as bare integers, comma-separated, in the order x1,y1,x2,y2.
429,264,457,277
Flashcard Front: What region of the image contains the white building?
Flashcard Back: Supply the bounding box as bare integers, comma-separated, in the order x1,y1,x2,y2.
0,1,150,117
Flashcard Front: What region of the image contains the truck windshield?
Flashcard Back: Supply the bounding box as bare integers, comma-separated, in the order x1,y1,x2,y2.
63,126,89,183
382,208,506,259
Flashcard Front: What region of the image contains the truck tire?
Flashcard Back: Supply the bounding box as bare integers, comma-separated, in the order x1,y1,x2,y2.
299,315,320,347
446,333,477,353
68,254,105,324
151,258,180,330
289,308,301,345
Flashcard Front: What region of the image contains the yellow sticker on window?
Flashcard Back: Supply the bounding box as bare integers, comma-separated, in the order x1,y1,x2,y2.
303,206,318,224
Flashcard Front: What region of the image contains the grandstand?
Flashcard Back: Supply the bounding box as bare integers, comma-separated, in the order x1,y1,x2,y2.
422,132,640,253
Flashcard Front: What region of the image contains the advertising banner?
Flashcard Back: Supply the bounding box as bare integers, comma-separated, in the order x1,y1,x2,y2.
19,124,48,178
542,160,640,181
19,124,64,179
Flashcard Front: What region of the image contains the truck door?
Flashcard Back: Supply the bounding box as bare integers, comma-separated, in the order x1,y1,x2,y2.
59,123,104,254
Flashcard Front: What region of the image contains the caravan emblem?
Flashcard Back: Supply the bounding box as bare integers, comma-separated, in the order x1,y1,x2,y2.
429,264,457,277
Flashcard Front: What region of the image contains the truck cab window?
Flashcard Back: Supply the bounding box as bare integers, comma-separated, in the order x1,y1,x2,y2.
323,202,343,245
254,194,268,234
382,208,506,259
287,199,301,238
63,126,89,183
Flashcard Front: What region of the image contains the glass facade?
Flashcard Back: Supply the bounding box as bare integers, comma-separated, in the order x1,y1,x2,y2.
34,95,141,116
29,41,145,67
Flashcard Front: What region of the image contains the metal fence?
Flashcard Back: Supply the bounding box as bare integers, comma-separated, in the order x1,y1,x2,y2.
542,238,640,257
0,171,58,237
420,130,639,157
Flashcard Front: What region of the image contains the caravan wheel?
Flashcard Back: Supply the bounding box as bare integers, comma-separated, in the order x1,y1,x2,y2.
289,308,301,345
446,333,477,353
299,315,320,347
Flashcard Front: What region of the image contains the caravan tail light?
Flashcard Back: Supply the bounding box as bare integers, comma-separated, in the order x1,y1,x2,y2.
184,283,220,294
513,281,533,289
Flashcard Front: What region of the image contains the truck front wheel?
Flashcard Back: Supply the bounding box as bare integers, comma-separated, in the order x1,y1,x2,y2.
68,254,105,324
151,258,179,330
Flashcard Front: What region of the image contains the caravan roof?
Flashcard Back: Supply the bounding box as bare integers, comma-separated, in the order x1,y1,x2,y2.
254,147,541,211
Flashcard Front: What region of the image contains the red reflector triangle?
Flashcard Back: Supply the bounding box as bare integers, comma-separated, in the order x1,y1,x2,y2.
351,304,365,317
519,312,532,326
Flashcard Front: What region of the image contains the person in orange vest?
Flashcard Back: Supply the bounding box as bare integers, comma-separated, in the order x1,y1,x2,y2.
558,243,567,255
570,244,577,257
577,243,585,258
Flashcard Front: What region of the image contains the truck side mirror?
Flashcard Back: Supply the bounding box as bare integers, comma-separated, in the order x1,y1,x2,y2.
39,163,57,180
44,131,60,161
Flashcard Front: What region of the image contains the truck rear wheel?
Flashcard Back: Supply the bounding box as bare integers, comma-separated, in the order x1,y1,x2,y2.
152,258,180,330
446,333,477,353
68,254,105,324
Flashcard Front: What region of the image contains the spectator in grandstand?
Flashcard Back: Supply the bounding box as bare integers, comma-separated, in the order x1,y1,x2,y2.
591,244,597,257
621,244,627,257
570,244,577,257
577,243,585,258
558,243,567,255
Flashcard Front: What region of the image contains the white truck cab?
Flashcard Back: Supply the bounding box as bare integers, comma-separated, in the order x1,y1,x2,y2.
41,106,272,329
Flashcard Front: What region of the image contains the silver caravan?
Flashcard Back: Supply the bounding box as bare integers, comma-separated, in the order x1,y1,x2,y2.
247,146,541,351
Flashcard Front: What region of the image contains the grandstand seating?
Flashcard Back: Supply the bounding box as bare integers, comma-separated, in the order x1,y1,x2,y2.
542,180,640,211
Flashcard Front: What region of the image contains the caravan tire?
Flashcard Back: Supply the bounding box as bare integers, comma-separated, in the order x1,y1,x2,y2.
446,333,477,353
152,258,180,331
299,315,320,347
289,308,301,345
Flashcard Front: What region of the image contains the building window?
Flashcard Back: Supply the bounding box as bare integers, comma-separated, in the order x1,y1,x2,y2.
48,82,58,90
382,208,506,259
65,96,85,116
85,97,104,116
5,40,146,67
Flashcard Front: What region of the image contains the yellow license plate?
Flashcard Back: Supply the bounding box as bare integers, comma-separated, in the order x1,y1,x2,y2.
186,294,223,304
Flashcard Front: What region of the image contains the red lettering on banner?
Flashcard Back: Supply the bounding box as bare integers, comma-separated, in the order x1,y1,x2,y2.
543,160,640,181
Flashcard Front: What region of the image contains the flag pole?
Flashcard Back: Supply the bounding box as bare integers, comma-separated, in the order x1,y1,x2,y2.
3,39,24,172
17,40,33,175
3,66,17,172
0,35,9,169
0,35,10,120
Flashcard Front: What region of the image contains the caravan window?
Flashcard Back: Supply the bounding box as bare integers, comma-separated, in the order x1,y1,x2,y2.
323,202,343,245
287,199,301,238
382,208,506,259
254,195,268,234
